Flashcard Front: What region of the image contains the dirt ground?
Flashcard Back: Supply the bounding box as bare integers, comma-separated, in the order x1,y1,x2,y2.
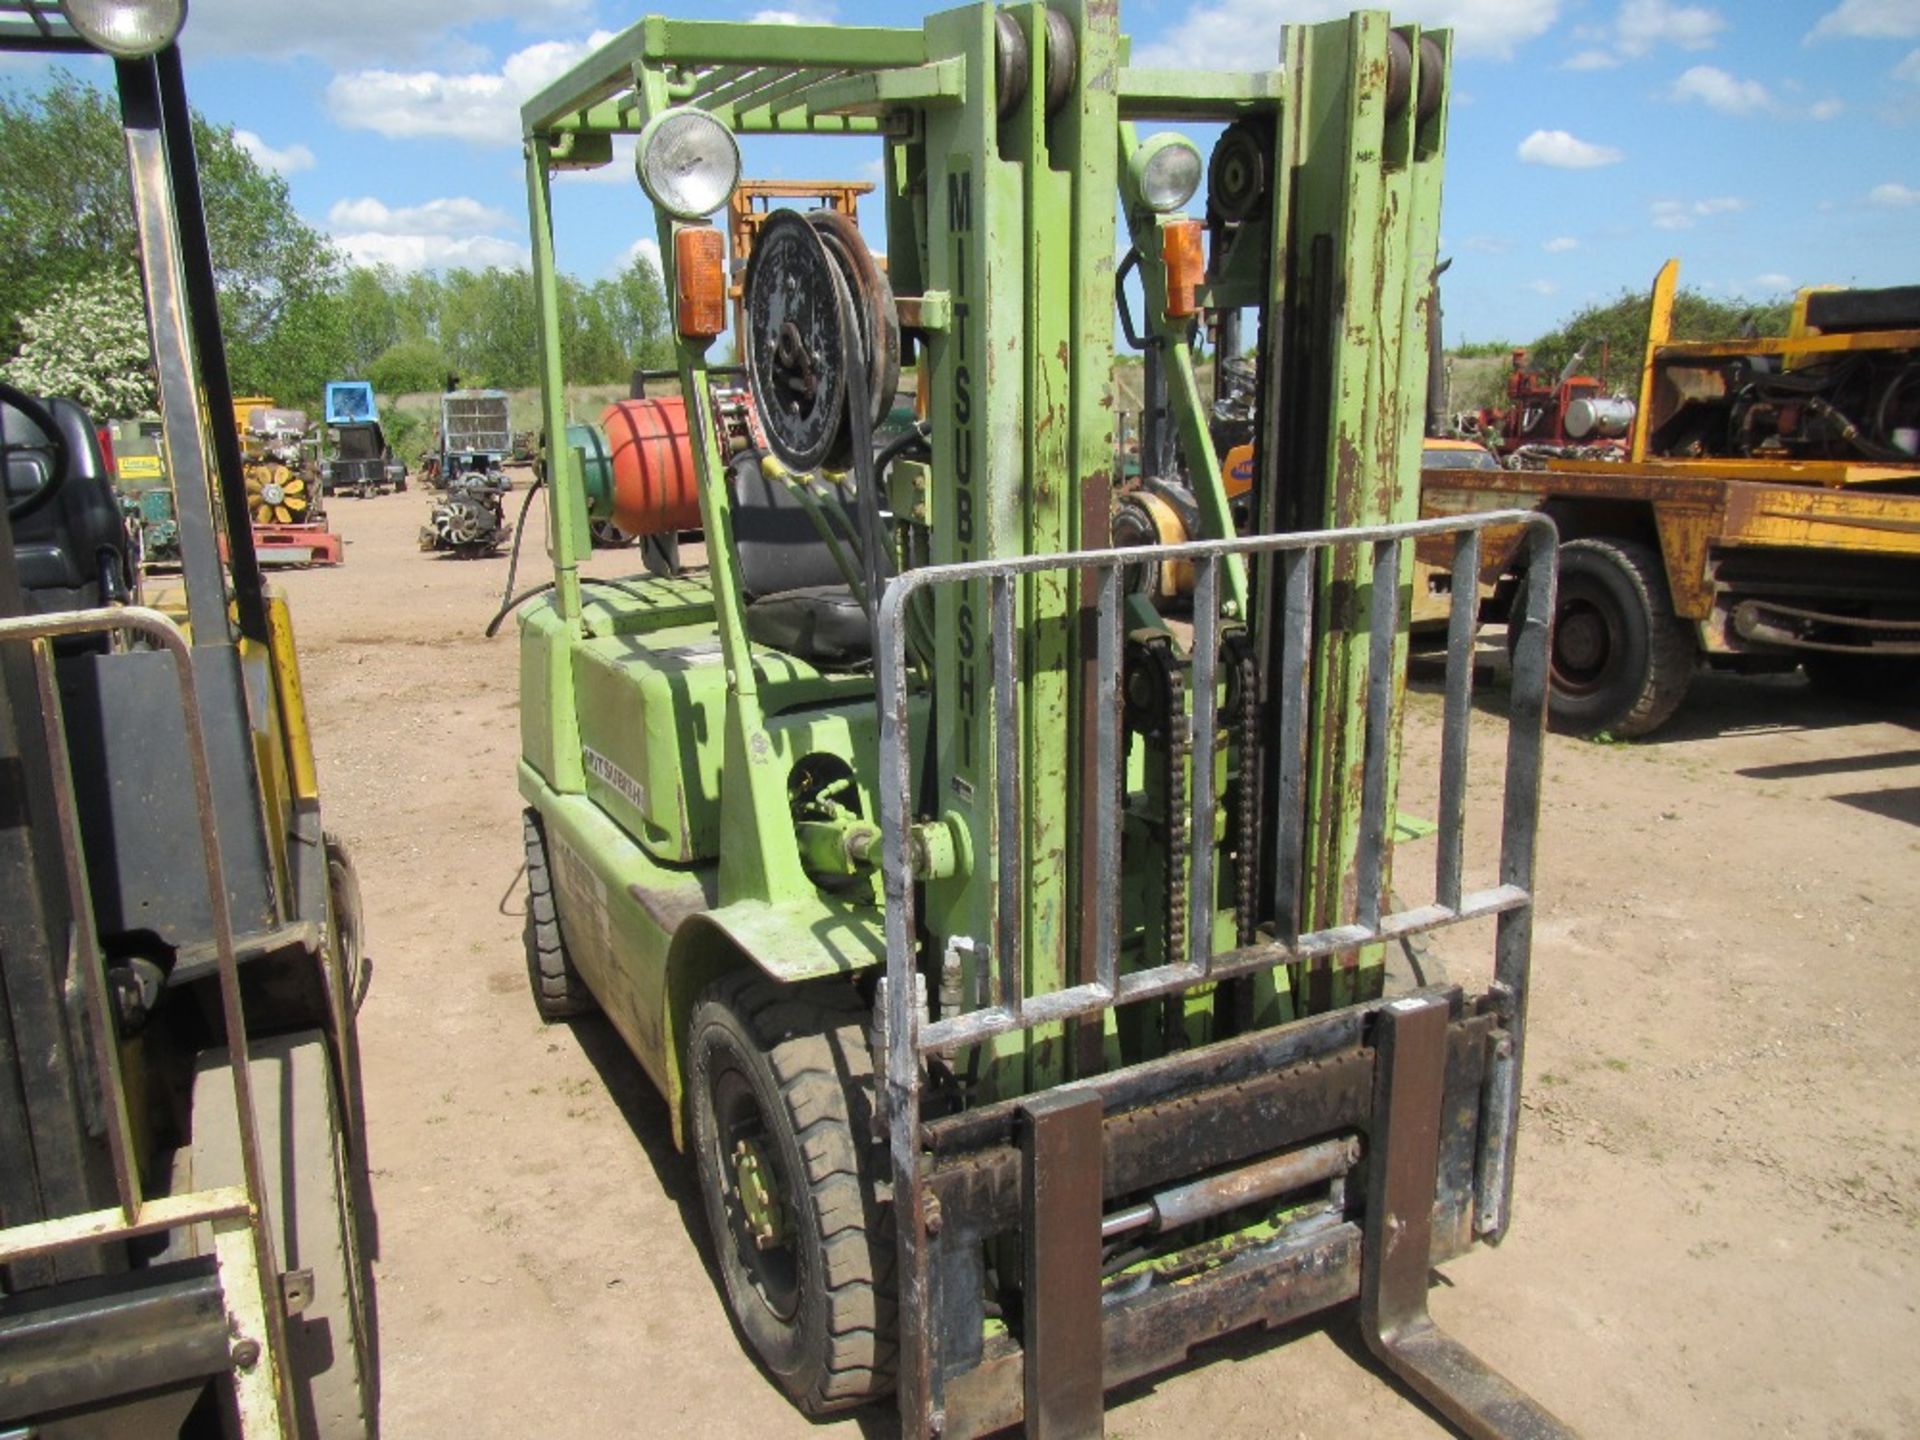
275,481,1920,1439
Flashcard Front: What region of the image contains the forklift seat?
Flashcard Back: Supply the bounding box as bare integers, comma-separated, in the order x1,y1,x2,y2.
726,450,873,666
3,394,130,615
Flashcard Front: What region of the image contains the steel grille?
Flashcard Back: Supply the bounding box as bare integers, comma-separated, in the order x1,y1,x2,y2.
876,509,1557,1056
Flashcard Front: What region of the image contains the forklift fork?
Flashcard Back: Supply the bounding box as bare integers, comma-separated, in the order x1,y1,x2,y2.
1362,994,1574,1440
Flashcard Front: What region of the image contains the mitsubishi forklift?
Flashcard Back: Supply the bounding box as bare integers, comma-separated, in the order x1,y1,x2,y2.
0,4,375,1435
516,6,1568,1436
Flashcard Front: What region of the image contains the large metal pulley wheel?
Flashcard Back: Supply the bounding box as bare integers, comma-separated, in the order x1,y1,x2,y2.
994,8,1077,118
743,208,899,473
1208,120,1270,225
1384,31,1445,122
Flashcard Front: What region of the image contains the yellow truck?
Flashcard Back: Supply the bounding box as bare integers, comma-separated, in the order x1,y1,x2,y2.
1421,260,1920,735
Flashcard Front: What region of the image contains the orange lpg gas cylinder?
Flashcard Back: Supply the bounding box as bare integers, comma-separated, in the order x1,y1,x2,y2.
600,396,702,538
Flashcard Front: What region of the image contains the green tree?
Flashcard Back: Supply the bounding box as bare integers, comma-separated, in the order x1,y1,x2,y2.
437,267,539,389
368,339,453,398
602,251,673,375
0,74,342,406
335,265,406,376
1528,286,1794,382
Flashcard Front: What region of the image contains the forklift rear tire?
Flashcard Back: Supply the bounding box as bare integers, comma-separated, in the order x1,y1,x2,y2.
522,809,598,1020
1518,537,1694,738
170,1033,377,1440
687,972,895,1415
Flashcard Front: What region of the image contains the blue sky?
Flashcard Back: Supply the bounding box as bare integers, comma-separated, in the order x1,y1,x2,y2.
16,0,1920,345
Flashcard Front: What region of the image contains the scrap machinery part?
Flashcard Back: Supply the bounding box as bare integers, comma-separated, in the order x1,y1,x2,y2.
321,382,407,498
245,461,312,526
514,8,1573,1439
235,399,343,567
420,476,512,558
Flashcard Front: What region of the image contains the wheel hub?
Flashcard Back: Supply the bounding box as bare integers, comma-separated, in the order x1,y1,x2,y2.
733,1137,788,1251
1553,597,1612,693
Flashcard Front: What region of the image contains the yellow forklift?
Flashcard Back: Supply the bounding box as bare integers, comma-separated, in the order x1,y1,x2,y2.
0,4,375,1435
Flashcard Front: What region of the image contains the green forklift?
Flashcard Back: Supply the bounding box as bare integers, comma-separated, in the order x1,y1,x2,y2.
515,6,1567,1436
0,4,375,1435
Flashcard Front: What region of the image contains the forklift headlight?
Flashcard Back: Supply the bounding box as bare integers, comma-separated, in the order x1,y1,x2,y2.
635,108,742,222
60,0,186,58
1130,132,1203,214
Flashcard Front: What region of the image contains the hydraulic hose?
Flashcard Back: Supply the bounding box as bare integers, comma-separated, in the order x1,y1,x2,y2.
482,475,655,637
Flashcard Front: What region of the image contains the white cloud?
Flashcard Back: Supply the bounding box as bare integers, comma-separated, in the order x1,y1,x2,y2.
233,129,315,176
1134,0,1560,68
327,195,526,273
1753,273,1796,291
1562,48,1621,69
1524,279,1559,296
747,8,832,22
185,0,589,64
620,236,664,277
334,233,531,271
1810,0,1920,40
1868,181,1920,205
1517,129,1624,168
1896,48,1920,80
1650,195,1747,228
326,31,614,146
1543,235,1580,252
1809,98,1844,118
327,196,512,236
1669,64,1772,114
1617,0,1726,54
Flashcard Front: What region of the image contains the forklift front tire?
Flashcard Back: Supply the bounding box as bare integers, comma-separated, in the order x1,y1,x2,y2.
522,809,597,1020
687,972,895,1415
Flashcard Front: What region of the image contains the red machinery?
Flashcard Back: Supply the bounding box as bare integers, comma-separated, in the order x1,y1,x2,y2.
1462,345,1635,464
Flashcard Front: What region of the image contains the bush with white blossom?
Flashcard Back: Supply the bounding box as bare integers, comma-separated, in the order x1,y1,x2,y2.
2,267,157,419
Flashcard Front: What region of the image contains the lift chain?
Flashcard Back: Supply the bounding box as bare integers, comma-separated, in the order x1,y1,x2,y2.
1224,631,1260,948
1123,635,1188,981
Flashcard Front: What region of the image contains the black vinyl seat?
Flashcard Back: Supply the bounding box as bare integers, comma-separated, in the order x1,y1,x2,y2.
3,395,131,615
726,450,874,666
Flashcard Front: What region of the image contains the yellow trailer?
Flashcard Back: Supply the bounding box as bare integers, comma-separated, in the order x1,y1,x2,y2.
1421,259,1920,736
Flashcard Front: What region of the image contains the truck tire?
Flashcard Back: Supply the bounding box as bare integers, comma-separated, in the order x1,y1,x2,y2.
687,972,895,1415
170,1033,377,1440
1521,537,1694,738
522,809,597,1020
